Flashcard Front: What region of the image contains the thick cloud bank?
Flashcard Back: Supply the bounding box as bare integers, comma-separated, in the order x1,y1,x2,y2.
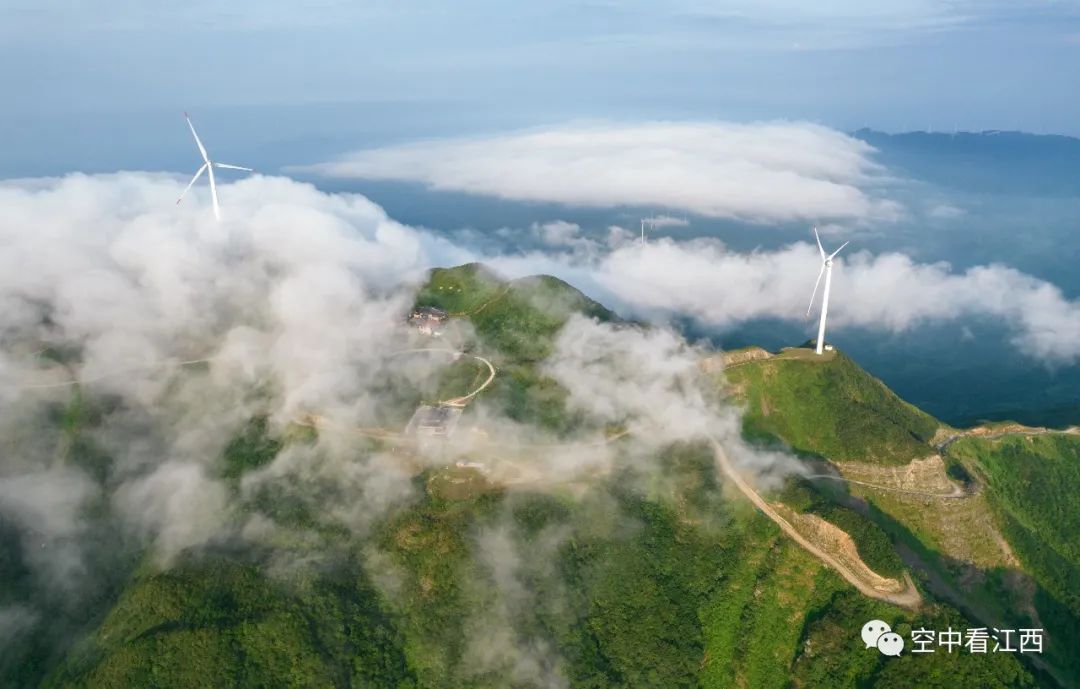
0,172,465,566
597,240,1080,362
482,231,1080,364
302,121,902,224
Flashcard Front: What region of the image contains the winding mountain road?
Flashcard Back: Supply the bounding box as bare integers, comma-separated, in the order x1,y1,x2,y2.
386,347,495,406
710,438,923,609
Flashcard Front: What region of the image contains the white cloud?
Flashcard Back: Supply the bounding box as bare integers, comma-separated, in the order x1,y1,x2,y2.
0,469,98,592
544,314,799,481
532,220,591,249
486,238,1080,363
301,121,904,224
545,315,739,444
0,172,473,572
114,462,229,565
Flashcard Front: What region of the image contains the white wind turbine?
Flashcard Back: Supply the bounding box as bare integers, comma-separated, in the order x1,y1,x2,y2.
806,227,849,355
640,215,656,247
176,112,253,220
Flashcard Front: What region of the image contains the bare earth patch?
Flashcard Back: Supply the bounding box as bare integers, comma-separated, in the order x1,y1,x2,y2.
775,506,905,594
834,455,1015,571
834,455,959,495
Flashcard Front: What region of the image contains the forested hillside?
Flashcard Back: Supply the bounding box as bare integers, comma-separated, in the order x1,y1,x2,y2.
0,265,1063,688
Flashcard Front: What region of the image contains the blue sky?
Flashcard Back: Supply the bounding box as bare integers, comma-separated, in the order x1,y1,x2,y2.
10,0,1068,249
4,1,1080,166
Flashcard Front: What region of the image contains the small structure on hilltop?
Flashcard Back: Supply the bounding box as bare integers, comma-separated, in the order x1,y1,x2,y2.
408,306,448,336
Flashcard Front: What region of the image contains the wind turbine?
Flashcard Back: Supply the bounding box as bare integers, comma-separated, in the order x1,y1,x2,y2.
806,227,849,355
176,112,253,220
640,215,657,247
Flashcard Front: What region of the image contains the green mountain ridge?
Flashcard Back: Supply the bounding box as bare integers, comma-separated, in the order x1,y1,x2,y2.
5,263,1076,689
724,346,942,465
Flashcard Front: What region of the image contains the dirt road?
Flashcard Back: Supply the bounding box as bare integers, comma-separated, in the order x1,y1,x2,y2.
390,348,496,407
802,472,968,499
440,354,496,406
935,425,1080,453
710,438,922,609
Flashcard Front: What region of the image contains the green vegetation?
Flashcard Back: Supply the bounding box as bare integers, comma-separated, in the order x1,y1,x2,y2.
728,345,1078,685
375,475,503,686
779,477,906,578
946,433,1080,682
43,428,1039,689
220,416,282,480
557,486,731,687
465,274,614,362
414,263,506,316
429,357,486,404
417,263,617,435
417,264,614,363
793,593,1038,689
3,269,1064,689
47,554,414,689
699,517,837,688
948,434,1080,574
725,349,940,464
478,362,581,434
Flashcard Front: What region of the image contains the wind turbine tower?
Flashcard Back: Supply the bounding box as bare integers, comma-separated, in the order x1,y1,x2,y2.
177,113,254,220
806,227,849,355
640,215,657,247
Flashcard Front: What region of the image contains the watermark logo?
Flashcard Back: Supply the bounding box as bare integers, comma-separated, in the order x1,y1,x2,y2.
877,632,905,656
862,620,904,656
863,621,1044,657
910,627,1043,654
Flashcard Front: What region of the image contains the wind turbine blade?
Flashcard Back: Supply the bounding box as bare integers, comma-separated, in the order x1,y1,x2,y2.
806,264,825,317
207,163,220,220
213,163,253,172
184,112,210,163
828,241,850,260
813,227,826,261
176,163,207,205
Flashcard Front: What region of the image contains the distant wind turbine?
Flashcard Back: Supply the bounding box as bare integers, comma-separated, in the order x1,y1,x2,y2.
806,227,849,355
640,215,657,247
176,112,253,220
